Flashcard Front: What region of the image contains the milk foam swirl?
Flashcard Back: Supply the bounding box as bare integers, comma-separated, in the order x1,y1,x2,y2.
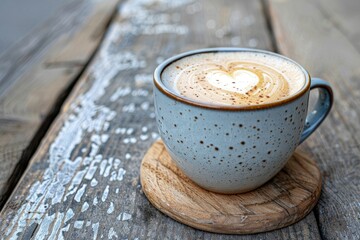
161,52,305,106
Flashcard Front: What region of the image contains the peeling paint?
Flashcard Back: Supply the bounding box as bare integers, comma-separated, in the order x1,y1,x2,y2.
107,202,115,214
90,178,98,187
74,184,87,202
117,212,132,221
117,168,126,181
93,196,98,206
92,222,99,240
81,202,89,212
108,227,118,239
110,87,131,101
151,132,160,139
102,185,110,202
74,221,84,229
135,74,152,86
140,134,149,141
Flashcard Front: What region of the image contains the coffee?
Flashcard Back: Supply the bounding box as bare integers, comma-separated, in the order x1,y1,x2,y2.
161,52,306,106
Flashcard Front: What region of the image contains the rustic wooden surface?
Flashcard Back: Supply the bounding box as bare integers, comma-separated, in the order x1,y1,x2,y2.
141,140,321,234
0,0,324,239
0,0,119,207
1,0,359,239
268,0,360,239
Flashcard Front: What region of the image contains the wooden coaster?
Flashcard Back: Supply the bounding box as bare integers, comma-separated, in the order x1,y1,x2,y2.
140,140,322,234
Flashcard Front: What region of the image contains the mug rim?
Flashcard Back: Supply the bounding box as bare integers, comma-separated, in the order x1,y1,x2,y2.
153,48,311,111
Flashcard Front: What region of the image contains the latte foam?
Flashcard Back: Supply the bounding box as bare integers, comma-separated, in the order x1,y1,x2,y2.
161,51,306,106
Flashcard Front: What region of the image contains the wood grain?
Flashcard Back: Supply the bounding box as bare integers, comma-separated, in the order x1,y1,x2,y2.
268,0,360,239
0,0,119,207
141,140,321,234
0,0,322,239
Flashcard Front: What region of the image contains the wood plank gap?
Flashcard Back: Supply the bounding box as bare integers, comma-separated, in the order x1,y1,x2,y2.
0,3,120,210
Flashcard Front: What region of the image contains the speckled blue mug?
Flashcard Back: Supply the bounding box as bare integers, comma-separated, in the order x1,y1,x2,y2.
153,48,333,194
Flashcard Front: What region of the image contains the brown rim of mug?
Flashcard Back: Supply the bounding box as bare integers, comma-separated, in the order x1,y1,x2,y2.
153,48,311,111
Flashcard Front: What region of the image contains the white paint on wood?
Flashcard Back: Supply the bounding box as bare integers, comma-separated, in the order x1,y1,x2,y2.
74,220,84,229
107,202,115,214
110,87,131,102
122,103,136,113
101,134,109,143
149,112,156,118
132,89,149,97
114,158,121,168
115,128,127,134
58,224,70,240
104,158,113,177
117,168,126,181
89,144,100,157
74,184,87,202
102,185,110,202
108,227,118,239
103,122,110,131
141,101,150,111
65,208,75,223
99,159,108,176
92,222,100,240
91,134,102,145
48,213,66,240
85,158,101,180
151,132,160,139
81,202,90,212
64,162,87,202
123,137,137,144
34,213,55,240
135,74,152,86
140,134,149,141
90,178,98,187
126,128,134,135
117,212,132,221
93,196,98,206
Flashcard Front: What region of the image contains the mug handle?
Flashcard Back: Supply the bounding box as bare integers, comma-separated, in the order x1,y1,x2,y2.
299,78,333,144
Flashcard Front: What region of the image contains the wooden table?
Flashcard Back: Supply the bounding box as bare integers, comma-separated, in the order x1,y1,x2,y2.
0,0,359,239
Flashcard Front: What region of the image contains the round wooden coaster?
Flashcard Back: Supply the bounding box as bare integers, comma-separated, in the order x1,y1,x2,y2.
140,140,321,234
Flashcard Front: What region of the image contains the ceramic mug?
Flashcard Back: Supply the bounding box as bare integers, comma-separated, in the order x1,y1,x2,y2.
153,48,333,194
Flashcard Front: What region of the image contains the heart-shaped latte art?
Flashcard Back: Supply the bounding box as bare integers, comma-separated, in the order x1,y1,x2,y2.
170,60,290,106
206,69,259,94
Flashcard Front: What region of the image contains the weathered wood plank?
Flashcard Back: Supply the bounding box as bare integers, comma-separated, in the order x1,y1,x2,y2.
268,0,360,239
1,0,321,239
0,0,119,207
316,0,360,52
